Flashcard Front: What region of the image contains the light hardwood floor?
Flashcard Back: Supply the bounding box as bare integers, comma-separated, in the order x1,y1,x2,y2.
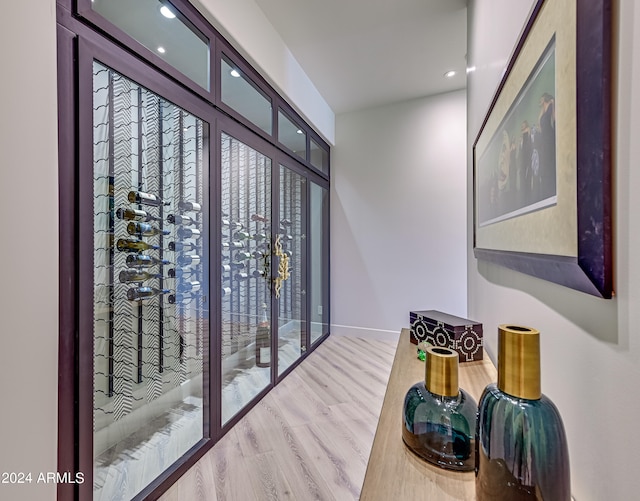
160,334,398,501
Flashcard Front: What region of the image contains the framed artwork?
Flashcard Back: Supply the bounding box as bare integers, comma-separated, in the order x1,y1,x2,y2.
472,0,612,298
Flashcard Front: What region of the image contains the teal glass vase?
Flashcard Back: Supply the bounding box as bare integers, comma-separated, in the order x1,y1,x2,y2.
475,325,570,500
402,346,477,471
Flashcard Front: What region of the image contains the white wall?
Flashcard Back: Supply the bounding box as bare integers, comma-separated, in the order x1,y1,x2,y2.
467,1,640,500
192,0,335,145
332,91,468,337
0,2,59,501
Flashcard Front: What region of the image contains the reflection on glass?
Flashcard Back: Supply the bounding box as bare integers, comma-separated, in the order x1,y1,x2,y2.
278,110,306,160
310,137,329,175
277,165,307,375
221,132,272,424
91,0,210,90
221,56,272,135
92,62,207,500
310,182,329,344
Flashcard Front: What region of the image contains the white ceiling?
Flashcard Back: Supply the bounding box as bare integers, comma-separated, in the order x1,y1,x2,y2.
253,0,468,114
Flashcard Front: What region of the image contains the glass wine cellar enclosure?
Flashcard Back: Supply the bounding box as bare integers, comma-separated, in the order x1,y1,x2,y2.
57,1,330,500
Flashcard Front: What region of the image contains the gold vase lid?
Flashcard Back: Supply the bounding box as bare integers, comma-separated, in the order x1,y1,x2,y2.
425,346,459,397
498,324,541,400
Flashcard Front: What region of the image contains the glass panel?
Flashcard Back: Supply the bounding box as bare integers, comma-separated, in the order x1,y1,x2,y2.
220,132,272,424
278,110,306,160
310,182,329,344
92,62,208,500
277,166,307,375
91,0,210,90
221,56,272,135
310,138,329,175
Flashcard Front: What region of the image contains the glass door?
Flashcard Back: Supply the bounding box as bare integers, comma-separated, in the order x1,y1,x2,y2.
90,60,209,500
275,164,308,376
60,4,330,497
220,131,272,424
310,181,329,345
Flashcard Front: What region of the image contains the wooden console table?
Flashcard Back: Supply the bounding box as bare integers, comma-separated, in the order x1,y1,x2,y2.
360,328,497,500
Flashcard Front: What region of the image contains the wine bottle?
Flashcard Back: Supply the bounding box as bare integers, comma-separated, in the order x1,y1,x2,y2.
221,219,243,230
234,230,251,240
128,190,168,207
116,238,160,252
176,254,201,266
168,292,200,304
126,222,170,237
177,227,201,240
116,207,160,222
178,280,201,293
251,213,268,223
252,269,267,278
252,250,266,259
252,232,268,241
222,241,244,250
119,269,162,283
178,200,201,212
280,218,292,227
235,251,252,261
168,267,197,279
167,213,199,226
126,254,170,267
126,286,170,301
168,241,198,252
222,263,246,272
234,272,249,281
221,287,232,297
255,303,270,368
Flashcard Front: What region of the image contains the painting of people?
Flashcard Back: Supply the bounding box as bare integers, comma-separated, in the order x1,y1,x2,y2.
476,37,556,227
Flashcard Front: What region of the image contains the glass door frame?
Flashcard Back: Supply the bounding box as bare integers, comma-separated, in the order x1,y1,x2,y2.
58,31,220,501
58,0,330,498
273,157,309,383
214,117,330,424
215,114,278,433
307,175,331,348
273,157,330,382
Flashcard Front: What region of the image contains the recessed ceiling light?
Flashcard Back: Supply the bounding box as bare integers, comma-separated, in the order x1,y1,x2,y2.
160,5,176,19
157,47,166,54
230,69,241,78
444,70,456,78
296,129,303,134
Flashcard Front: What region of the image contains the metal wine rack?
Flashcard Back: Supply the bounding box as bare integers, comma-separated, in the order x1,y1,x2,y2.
92,61,207,443
220,133,272,360
219,134,306,380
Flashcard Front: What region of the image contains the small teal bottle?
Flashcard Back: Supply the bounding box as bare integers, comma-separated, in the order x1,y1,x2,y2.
476,325,571,500
402,346,477,471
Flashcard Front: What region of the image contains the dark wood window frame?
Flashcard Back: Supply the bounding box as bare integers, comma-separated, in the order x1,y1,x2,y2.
68,0,330,179
57,0,330,499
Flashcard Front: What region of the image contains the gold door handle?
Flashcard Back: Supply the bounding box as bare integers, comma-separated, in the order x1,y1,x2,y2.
272,235,290,299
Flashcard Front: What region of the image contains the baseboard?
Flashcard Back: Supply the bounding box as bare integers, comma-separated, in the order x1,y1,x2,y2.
330,324,400,342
